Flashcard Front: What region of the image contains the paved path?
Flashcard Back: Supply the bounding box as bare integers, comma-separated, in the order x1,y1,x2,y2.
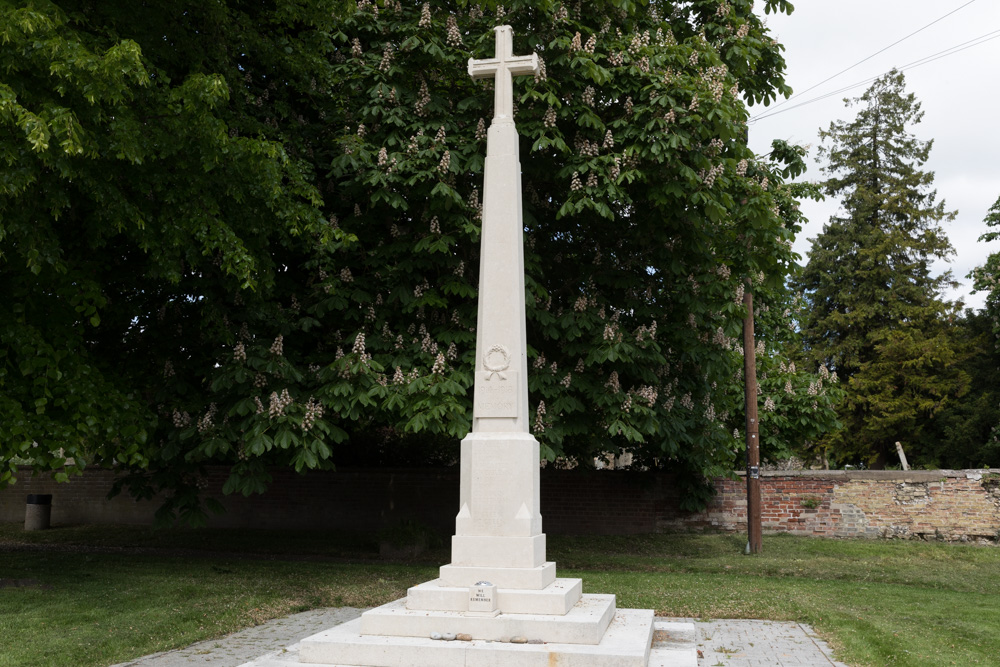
110,609,849,667
679,617,849,666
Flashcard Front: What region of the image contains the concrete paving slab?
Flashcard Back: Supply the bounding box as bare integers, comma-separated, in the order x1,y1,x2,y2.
678,617,849,666
108,608,849,667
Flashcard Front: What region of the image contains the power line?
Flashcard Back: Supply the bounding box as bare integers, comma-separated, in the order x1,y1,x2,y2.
752,0,979,120
750,29,1000,123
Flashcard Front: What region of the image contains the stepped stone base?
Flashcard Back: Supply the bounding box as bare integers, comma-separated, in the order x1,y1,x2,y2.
240,610,699,667
406,577,582,615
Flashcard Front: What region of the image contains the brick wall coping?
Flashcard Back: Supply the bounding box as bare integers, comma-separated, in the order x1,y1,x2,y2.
733,468,1000,481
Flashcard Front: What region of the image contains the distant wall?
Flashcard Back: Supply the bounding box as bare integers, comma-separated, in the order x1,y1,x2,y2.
667,470,1000,541
3,466,999,541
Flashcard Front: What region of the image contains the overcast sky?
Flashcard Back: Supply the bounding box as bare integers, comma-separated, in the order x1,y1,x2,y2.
747,0,1000,310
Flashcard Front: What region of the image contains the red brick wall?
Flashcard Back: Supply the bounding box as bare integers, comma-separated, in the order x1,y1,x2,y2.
3,467,999,541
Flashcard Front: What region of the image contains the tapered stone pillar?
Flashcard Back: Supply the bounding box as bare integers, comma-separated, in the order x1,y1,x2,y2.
438,24,552,592
238,25,696,667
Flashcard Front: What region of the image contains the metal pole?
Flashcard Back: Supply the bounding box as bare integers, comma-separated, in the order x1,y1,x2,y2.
743,289,762,554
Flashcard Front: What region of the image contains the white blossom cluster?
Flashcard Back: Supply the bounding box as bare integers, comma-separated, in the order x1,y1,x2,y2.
704,65,728,102
269,389,293,418
764,396,776,412
577,137,600,157
543,106,557,128
163,360,175,378
340,267,353,283
534,57,547,82
475,118,487,140
437,150,450,174
608,51,624,66
431,353,447,374
233,342,246,363
197,403,217,433
582,86,595,106
270,334,284,356
636,385,658,406
378,43,393,71
628,31,649,54
584,34,596,53
635,320,657,342
446,15,463,47
352,332,366,356
301,397,324,432
606,370,621,392
418,3,431,28
570,171,583,191
701,163,723,187
172,409,191,428
534,401,547,433
570,32,582,52
560,372,572,388
415,80,430,116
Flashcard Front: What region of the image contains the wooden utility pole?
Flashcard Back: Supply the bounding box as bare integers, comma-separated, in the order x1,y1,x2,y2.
743,288,762,554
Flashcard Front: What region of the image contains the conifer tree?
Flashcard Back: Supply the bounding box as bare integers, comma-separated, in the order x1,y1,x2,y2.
797,70,968,467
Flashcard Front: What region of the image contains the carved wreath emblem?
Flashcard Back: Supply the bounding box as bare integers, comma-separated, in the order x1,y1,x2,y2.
483,344,511,380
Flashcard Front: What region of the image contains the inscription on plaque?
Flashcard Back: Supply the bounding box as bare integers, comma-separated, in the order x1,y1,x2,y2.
469,581,498,613
474,370,519,418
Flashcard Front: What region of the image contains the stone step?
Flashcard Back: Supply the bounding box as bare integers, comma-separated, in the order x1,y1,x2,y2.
439,560,556,589
359,594,615,645
287,607,658,667
406,577,582,615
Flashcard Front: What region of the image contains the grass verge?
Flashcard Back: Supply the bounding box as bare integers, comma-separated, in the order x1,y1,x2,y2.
2,525,998,666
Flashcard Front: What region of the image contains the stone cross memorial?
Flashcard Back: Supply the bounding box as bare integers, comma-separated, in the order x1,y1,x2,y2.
240,26,696,667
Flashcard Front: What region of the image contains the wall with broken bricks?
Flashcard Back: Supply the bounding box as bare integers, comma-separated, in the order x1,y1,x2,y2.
2,467,1000,541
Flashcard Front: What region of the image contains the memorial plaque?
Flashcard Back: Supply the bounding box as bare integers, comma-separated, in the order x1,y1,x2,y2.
473,370,519,418
469,582,498,613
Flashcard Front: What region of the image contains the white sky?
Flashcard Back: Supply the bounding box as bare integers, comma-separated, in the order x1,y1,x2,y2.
748,0,1000,310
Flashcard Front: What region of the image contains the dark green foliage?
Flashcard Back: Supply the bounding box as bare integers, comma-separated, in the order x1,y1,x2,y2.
1,0,841,519
796,70,969,467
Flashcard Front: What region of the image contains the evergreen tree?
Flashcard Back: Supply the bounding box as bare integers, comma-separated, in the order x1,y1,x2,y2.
796,70,968,468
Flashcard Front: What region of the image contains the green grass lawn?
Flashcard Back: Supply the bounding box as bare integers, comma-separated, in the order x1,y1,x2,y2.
2,524,998,666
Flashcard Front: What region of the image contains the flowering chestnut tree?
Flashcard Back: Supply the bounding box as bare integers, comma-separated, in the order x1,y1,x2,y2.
2,0,841,523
